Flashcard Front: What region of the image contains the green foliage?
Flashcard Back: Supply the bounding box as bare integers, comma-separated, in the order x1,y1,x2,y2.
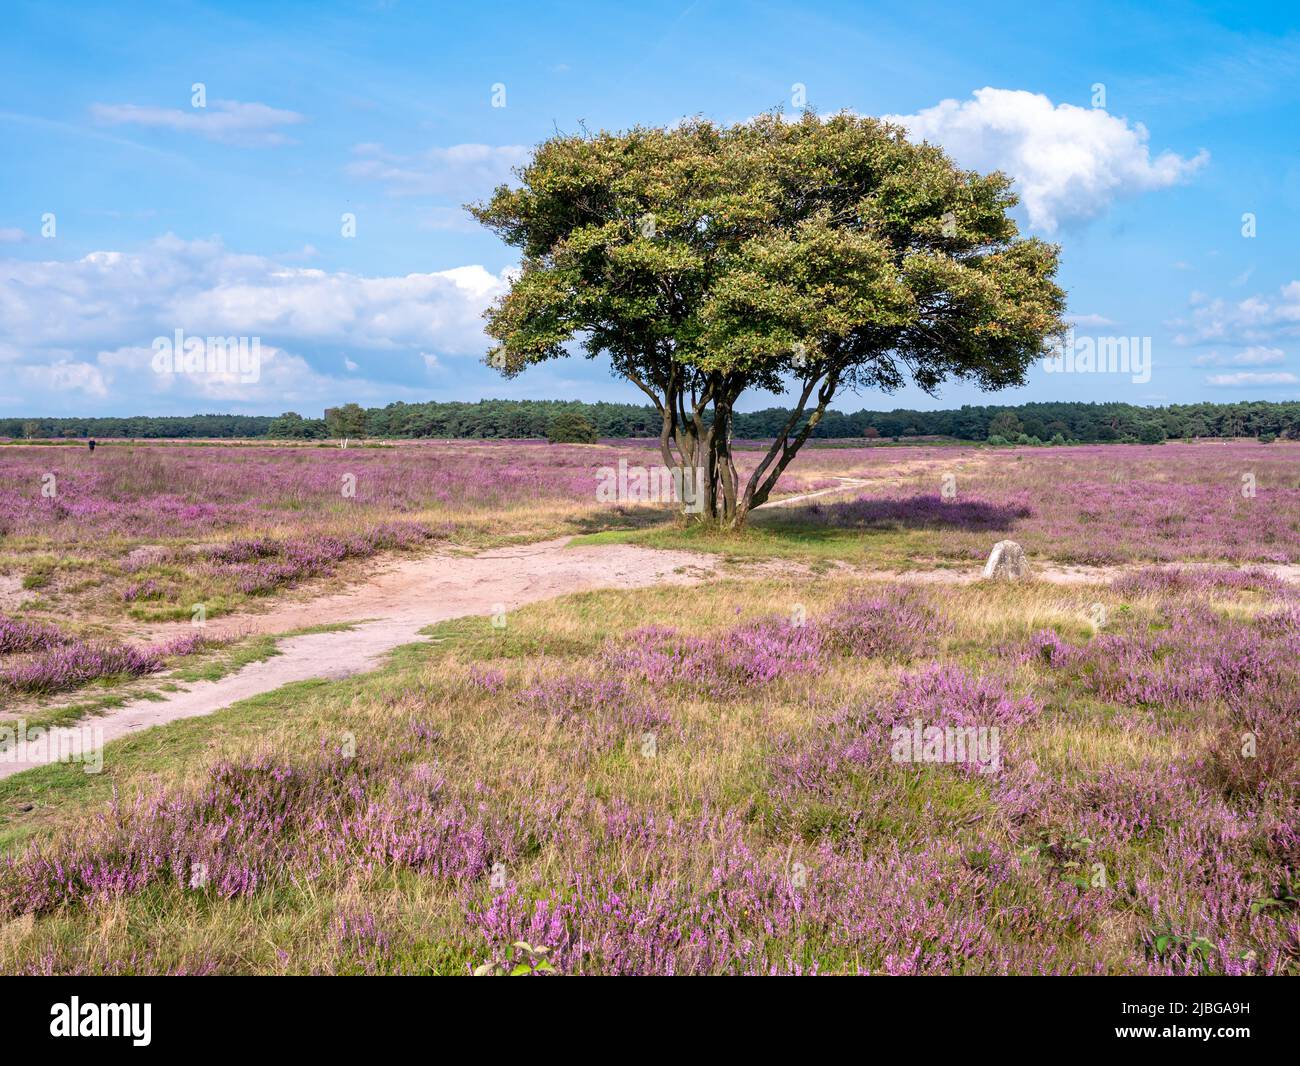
545,411,599,444
0,414,275,439
266,411,328,440
4,400,1299,446
473,941,557,976
1138,423,1166,444
988,411,1023,439
470,111,1067,523
324,403,368,443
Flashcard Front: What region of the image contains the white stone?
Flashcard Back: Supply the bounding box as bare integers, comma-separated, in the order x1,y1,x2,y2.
982,540,1030,581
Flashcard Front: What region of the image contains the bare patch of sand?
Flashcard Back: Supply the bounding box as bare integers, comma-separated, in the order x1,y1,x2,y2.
5,533,1296,780
0,538,717,778
0,575,25,612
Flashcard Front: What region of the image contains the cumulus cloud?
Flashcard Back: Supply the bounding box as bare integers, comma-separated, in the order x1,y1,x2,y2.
1174,281,1300,345
16,359,110,399
1205,371,1298,387
90,100,305,146
346,142,528,196
0,234,506,350
884,88,1208,232
1194,346,1286,367
0,235,509,413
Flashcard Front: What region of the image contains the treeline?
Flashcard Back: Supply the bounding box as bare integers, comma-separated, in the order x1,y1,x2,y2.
208,399,1300,444
0,414,274,439
768,400,1300,443
4,399,1298,443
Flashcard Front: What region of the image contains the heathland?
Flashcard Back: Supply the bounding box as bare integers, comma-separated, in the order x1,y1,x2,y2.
0,437,1296,974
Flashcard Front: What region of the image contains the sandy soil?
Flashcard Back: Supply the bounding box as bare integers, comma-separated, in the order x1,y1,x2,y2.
0,538,715,779
763,477,872,508
0,576,25,613
4,529,1296,780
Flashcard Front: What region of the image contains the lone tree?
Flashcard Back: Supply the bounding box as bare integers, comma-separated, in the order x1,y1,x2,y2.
472,112,1067,528
547,410,599,444
324,403,368,449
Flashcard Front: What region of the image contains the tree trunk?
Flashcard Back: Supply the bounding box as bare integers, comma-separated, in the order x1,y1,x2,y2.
726,368,841,529
632,366,836,530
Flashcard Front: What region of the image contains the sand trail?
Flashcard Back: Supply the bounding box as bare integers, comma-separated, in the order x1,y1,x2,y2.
0,538,714,779
4,530,1297,779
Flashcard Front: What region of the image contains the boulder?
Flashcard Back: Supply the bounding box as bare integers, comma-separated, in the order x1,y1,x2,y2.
982,540,1030,581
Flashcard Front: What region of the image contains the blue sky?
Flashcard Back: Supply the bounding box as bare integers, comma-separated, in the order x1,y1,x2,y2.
2,0,1299,417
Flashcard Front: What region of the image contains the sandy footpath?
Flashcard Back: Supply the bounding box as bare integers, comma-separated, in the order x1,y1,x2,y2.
0,538,715,779
4,523,1297,779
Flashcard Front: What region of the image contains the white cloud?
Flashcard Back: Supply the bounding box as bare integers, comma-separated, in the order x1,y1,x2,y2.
1065,313,1116,327
0,236,509,412
0,228,26,243
421,352,442,372
18,360,109,398
90,100,305,146
884,88,1208,232
1174,281,1300,345
1194,346,1286,367
1205,371,1298,387
0,234,506,351
347,142,528,197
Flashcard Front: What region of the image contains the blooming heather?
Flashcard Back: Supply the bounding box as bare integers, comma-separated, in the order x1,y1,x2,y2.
0,633,209,694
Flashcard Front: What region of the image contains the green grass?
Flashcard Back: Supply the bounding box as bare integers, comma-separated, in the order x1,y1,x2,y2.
0,668,380,853
0,568,1291,975
0,621,364,738
572,517,952,568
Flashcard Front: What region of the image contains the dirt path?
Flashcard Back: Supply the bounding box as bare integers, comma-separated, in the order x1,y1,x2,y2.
5,532,1297,780
0,538,715,779
763,477,872,509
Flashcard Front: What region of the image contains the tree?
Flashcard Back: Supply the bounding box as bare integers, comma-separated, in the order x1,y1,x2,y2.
1138,423,1165,445
988,410,1023,439
21,421,39,440
324,403,368,448
547,411,599,444
266,411,327,440
473,112,1066,527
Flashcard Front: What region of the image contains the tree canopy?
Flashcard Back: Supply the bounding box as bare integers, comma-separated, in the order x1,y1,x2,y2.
5,400,1299,445
324,403,368,447
546,411,599,444
472,111,1067,525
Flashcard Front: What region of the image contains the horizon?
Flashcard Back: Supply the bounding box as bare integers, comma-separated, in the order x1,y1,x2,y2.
3,1,1299,416
3,1,1300,996
4,393,1299,428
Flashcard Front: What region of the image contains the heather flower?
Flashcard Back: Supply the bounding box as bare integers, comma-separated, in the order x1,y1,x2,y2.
818,587,947,660
604,616,824,696
0,614,68,654
0,632,210,694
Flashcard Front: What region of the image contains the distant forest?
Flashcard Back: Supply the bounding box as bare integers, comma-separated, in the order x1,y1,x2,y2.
3,399,1298,444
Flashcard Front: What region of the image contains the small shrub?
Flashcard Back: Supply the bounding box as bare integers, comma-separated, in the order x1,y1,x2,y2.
546,413,599,445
